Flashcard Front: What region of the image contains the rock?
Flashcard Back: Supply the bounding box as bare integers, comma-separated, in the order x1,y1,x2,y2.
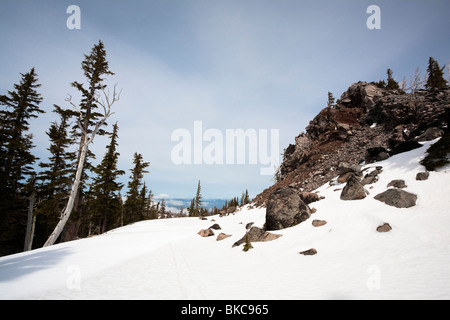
415,127,444,142
312,219,327,227
416,171,430,181
361,167,383,185
209,223,221,230
299,248,317,256
340,175,367,200
374,189,417,208
338,162,362,176
337,171,354,183
216,233,232,241
365,147,390,163
389,140,422,156
232,226,282,247
387,179,407,189
376,223,392,232
299,191,320,204
197,229,214,237
245,222,254,230
266,187,311,231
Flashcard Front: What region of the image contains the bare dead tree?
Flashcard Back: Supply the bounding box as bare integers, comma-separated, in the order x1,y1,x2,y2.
43,85,121,247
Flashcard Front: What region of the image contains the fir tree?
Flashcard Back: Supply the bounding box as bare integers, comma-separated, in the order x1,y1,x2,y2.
327,92,335,108
0,68,45,255
124,152,149,224
89,122,125,233
426,57,448,89
386,69,400,90
194,180,203,216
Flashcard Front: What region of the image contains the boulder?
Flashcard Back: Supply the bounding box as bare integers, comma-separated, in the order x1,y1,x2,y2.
299,191,320,204
416,171,430,181
340,175,367,200
389,140,422,156
365,147,390,163
338,162,362,176
312,219,327,227
361,167,383,185
197,229,214,237
209,223,221,230
415,127,444,142
232,226,282,247
376,223,392,232
245,222,254,230
387,179,407,189
374,189,417,208
299,248,317,256
266,188,311,231
216,233,232,241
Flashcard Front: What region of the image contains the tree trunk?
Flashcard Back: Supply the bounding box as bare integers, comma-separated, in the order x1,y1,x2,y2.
43,135,89,247
23,190,36,251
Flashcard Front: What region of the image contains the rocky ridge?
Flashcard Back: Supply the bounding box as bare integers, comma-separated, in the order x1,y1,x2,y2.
253,82,450,207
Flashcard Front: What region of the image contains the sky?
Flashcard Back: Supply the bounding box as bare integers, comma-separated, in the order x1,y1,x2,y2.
0,0,449,200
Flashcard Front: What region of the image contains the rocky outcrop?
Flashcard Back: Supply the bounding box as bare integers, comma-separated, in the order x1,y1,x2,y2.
253,82,450,207
266,188,311,230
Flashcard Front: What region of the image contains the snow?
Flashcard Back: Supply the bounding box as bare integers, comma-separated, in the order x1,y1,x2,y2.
1,140,450,300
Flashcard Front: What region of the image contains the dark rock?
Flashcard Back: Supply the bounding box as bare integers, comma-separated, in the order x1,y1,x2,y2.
374,189,417,208
361,167,383,185
415,127,444,142
416,171,429,180
232,226,282,247
387,179,407,189
299,248,317,256
376,223,392,232
209,223,221,230
338,162,362,176
365,147,390,163
245,222,254,230
266,188,311,231
340,175,367,200
389,140,422,156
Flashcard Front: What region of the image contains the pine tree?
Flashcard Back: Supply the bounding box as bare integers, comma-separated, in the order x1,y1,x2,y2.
386,69,400,90
34,106,76,247
426,57,448,89
327,92,335,108
0,68,45,255
89,122,125,233
194,180,203,216
124,152,149,224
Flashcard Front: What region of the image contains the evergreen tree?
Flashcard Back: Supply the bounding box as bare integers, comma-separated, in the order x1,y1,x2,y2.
188,198,195,217
89,122,125,233
426,57,448,89
0,68,45,255
34,106,76,247
194,180,203,216
124,152,149,224
327,92,335,108
386,69,400,90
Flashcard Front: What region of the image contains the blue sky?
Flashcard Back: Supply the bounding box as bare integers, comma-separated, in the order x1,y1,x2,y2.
1,0,449,199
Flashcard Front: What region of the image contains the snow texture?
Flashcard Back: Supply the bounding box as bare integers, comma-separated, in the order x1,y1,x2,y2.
0,140,449,299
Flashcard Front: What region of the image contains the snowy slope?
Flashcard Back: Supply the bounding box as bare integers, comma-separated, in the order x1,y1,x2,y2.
1,140,449,300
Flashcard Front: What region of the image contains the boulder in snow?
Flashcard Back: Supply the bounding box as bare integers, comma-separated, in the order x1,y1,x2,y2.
387,179,407,189
216,233,232,241
197,229,214,237
299,248,317,256
376,223,392,232
340,175,367,200
374,189,417,208
312,219,327,227
232,226,282,247
416,171,430,181
266,187,311,231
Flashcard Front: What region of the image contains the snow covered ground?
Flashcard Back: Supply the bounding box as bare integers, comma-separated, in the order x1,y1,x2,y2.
1,140,449,300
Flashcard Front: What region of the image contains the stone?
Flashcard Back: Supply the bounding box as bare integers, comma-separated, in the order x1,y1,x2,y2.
376,223,392,232
266,187,311,231
197,229,214,237
416,171,430,181
389,140,422,156
337,171,354,183
415,127,444,142
365,147,390,163
387,179,407,189
374,189,417,208
209,223,221,230
232,226,282,247
245,222,254,230
340,175,367,200
216,233,232,241
338,162,362,176
312,219,327,227
299,191,320,204
361,167,383,185
299,248,317,256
